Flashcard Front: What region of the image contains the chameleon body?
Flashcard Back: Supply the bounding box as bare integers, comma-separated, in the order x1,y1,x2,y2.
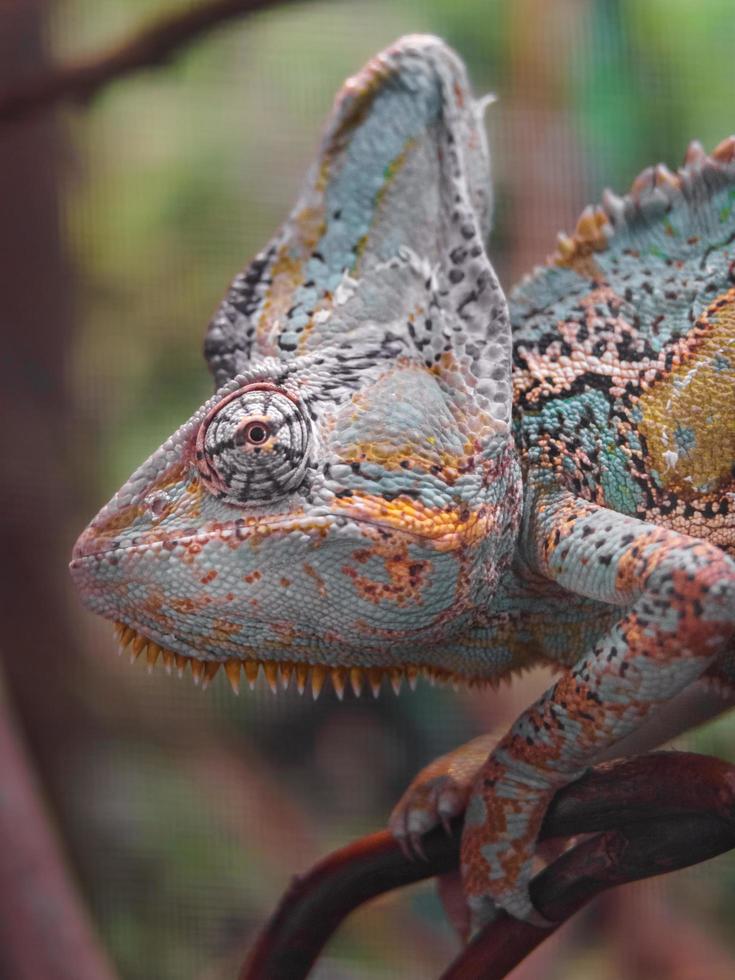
70,37,735,925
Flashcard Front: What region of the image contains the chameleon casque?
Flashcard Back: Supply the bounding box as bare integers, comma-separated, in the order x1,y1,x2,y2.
70,36,735,927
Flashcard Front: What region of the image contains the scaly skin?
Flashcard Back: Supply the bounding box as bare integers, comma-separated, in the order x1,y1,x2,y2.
70,36,735,928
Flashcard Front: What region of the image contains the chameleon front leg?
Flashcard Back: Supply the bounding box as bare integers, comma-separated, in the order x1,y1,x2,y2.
390,661,735,850
461,487,735,925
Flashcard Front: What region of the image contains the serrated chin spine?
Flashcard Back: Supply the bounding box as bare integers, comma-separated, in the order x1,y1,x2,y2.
112,622,492,697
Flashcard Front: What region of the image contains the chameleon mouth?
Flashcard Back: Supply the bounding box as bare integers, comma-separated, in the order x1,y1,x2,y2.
112,622,488,697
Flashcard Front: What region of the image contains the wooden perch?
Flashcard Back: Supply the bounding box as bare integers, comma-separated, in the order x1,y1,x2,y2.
0,0,295,126
240,751,735,980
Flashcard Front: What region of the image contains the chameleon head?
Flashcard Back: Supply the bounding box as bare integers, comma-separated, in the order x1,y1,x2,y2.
70,35,522,688
70,352,521,679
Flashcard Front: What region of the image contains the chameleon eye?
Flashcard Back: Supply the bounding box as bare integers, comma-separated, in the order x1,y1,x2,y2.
239,419,271,447
196,384,312,503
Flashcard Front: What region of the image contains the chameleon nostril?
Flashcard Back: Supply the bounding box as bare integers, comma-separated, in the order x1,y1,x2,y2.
145,492,169,520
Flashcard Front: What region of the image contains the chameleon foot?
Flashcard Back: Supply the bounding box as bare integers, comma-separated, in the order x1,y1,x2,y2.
389,734,495,856
460,755,558,928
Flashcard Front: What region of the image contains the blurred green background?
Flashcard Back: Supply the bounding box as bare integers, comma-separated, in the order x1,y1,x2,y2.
3,1,735,977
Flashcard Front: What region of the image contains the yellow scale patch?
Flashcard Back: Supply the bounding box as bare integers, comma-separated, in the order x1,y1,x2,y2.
332,490,493,551
257,199,325,353
638,290,735,496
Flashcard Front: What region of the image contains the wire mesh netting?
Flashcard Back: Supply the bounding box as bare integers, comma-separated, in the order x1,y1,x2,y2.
2,1,735,977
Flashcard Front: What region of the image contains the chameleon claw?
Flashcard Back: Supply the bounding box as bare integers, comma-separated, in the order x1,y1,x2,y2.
408,832,427,861
395,833,413,862
440,810,455,837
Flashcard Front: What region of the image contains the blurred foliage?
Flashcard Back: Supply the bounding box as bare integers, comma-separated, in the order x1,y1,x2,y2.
49,0,735,977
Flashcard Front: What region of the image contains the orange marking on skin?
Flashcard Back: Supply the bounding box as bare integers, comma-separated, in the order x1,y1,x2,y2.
209,619,241,637
330,61,389,152
302,562,327,598
135,594,179,636
341,443,463,483
462,757,554,899
609,527,672,598
200,569,217,585
219,509,332,549
183,480,204,518
342,548,431,606
657,564,732,655
168,597,206,615
258,203,325,352
180,542,203,565
257,249,305,348
332,491,498,551
270,622,298,644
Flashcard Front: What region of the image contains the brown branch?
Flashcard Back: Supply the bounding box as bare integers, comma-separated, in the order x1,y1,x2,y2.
0,0,298,126
0,672,118,980
239,752,735,980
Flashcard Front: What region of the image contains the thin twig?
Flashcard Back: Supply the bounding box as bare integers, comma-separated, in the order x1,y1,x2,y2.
0,0,298,126
239,752,735,980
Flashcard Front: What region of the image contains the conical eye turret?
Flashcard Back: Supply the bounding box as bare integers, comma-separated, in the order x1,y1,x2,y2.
196,384,312,503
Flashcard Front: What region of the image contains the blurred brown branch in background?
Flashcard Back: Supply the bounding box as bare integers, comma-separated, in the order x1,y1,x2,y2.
0,670,118,980
0,0,297,126
240,751,735,980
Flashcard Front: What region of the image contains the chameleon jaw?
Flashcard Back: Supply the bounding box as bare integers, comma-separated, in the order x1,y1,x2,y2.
111,621,492,698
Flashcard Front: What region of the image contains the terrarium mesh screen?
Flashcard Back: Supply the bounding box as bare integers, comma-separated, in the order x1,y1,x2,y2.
12,0,734,977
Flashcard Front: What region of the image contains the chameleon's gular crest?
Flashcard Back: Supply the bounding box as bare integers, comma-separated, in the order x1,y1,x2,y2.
70,36,521,694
